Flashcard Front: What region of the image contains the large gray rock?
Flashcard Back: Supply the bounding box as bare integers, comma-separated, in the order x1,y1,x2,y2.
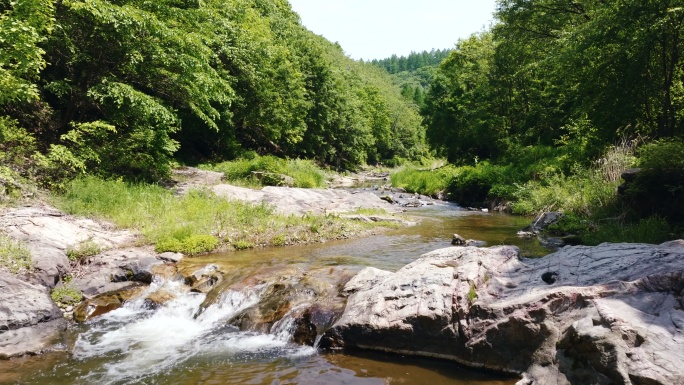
0,205,137,286
0,272,65,358
321,242,684,385
73,248,164,297
211,184,396,216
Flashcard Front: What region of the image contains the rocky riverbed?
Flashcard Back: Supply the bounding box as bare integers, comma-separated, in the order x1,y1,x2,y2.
2,175,683,384
321,242,684,385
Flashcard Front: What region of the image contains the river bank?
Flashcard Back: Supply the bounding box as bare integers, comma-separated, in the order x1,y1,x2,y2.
2,173,683,384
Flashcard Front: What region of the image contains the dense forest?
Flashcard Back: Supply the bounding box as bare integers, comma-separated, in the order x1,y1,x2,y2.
0,0,426,184
408,0,684,242
424,0,684,165
370,49,452,75
2,0,683,242
370,49,454,110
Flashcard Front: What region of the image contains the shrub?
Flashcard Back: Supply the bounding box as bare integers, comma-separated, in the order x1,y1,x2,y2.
626,139,684,221
155,234,219,256
390,166,452,196
232,240,255,250
582,216,673,246
447,162,507,207
203,155,326,188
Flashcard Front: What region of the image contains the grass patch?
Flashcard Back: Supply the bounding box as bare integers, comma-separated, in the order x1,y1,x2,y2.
51,284,83,305
66,239,102,262
581,217,674,246
201,154,327,188
390,165,453,196
0,233,31,273
53,176,394,254
155,234,219,256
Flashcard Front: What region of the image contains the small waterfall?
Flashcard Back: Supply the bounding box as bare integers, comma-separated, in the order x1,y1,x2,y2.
71,276,314,385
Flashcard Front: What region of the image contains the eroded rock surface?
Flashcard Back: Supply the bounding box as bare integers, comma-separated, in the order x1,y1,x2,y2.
0,205,137,286
322,242,684,385
211,184,396,216
0,272,65,358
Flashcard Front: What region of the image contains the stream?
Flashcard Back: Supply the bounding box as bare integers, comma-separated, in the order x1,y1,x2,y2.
2,201,547,385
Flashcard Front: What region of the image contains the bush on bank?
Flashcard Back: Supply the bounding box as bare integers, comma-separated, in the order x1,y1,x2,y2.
200,154,327,189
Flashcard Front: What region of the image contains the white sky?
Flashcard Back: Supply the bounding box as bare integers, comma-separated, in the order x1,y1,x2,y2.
287,0,498,60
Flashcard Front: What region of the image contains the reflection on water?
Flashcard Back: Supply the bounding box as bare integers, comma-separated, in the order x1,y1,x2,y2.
184,202,546,273
1,202,533,385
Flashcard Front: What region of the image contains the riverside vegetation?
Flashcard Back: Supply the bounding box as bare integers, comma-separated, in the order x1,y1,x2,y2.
2,0,684,266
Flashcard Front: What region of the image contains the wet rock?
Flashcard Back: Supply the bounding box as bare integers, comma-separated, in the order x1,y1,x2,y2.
322,241,684,385
74,284,145,322
0,272,65,358
158,252,184,263
380,195,394,204
451,234,466,245
144,289,177,309
218,265,355,341
522,212,563,234
112,256,162,284
0,319,66,359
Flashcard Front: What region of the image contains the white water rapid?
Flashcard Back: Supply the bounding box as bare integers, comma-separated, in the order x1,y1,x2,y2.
70,277,315,385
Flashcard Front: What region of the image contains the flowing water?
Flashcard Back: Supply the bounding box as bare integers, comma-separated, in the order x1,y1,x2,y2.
2,202,545,385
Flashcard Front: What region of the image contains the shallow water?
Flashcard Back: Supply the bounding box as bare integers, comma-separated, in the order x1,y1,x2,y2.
2,202,539,385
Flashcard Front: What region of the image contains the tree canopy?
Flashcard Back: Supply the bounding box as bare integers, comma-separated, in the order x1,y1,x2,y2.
423,0,684,165
1,0,426,182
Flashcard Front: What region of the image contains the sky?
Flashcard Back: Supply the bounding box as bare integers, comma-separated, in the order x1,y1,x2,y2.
287,0,498,60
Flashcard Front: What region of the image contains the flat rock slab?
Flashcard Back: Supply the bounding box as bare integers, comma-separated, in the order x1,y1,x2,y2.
0,272,64,358
322,241,684,385
212,184,395,216
0,205,137,286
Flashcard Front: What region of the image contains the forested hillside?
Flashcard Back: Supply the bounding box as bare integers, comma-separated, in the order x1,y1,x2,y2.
0,0,426,185
424,0,683,165
371,49,453,109
404,0,684,243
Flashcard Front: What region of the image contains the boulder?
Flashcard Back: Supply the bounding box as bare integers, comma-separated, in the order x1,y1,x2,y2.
0,272,65,358
321,242,684,385
522,212,563,234
451,234,466,245
73,248,163,297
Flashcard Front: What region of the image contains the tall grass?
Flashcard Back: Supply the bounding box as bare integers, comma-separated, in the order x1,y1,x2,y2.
390,165,453,196
53,176,387,254
201,155,326,188
510,141,638,216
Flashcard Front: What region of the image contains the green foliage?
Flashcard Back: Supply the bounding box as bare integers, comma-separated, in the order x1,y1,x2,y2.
447,162,508,207
371,49,452,74
467,282,478,303
155,234,219,256
390,166,453,197
204,155,326,188
510,168,618,217
0,232,31,273
66,239,101,262
51,284,83,305
0,0,54,104
582,217,674,246
231,240,255,250
53,176,396,252
627,139,684,221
